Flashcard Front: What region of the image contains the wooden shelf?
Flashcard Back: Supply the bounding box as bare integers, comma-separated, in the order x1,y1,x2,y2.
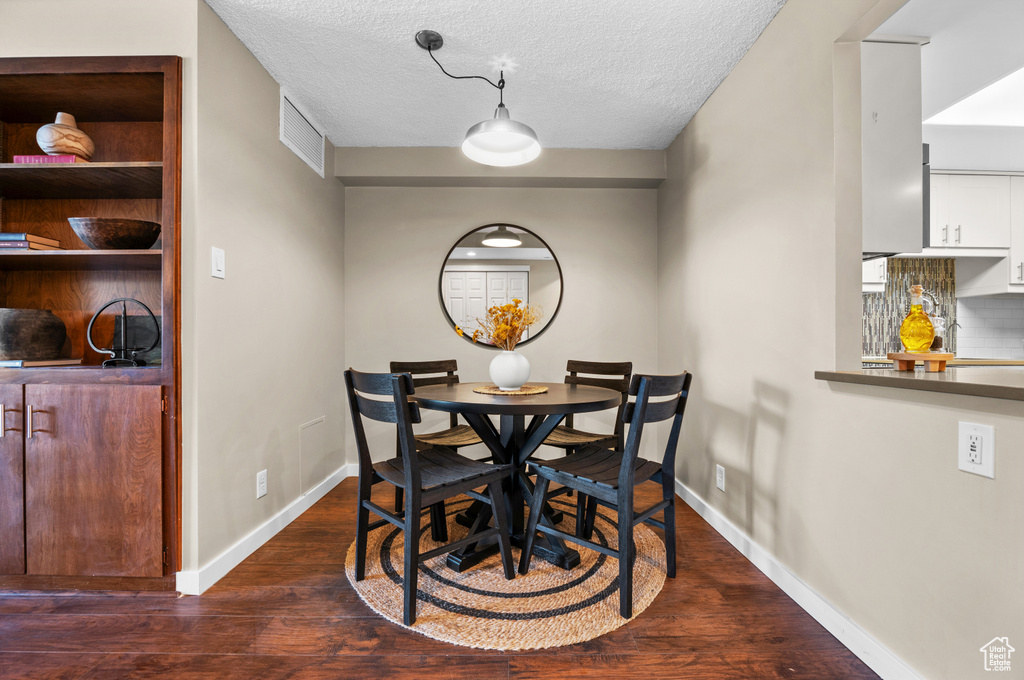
0,162,162,199
0,250,161,271
0,365,163,386
0,67,165,123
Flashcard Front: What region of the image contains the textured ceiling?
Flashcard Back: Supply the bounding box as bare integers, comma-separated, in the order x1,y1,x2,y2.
204,0,786,150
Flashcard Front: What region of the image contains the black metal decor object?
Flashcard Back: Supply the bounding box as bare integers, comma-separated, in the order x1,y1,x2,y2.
87,298,160,367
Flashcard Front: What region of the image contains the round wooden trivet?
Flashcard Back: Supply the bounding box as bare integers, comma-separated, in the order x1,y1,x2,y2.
472,384,549,396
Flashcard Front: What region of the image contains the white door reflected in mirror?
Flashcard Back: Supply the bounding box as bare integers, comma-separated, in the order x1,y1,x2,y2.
439,224,562,346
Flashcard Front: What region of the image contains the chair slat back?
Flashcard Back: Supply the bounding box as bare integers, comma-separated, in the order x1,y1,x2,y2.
390,359,460,427
345,369,423,491
563,360,632,442
618,372,693,489
621,372,690,424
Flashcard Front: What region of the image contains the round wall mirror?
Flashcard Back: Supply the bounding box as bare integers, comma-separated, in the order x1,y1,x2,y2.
438,224,563,347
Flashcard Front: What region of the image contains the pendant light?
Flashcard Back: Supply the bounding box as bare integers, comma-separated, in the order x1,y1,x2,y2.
481,225,523,247
416,30,541,167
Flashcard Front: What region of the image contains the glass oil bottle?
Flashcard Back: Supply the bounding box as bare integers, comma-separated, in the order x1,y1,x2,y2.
899,284,935,353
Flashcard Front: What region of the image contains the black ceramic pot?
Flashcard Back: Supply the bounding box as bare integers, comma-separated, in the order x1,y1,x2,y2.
0,308,67,361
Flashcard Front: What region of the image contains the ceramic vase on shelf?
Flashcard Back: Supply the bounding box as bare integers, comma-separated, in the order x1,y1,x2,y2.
36,112,95,160
489,350,530,391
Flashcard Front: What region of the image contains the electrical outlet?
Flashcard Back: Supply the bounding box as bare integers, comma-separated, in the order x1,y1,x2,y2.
958,422,995,479
257,469,268,498
716,464,725,492
968,434,982,464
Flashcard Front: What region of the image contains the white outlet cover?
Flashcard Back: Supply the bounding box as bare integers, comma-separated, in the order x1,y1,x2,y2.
716,464,726,491
958,422,995,479
257,469,268,498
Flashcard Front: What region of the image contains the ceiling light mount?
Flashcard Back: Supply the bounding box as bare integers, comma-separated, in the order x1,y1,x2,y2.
415,30,541,167
415,30,443,51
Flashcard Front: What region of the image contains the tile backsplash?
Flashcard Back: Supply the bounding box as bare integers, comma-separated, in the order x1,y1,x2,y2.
862,258,957,357
956,297,1024,360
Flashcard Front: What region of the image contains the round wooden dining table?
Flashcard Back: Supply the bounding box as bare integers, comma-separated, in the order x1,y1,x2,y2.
410,382,622,572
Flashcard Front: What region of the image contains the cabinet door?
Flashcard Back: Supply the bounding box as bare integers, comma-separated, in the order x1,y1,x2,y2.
862,259,887,284
929,174,949,246
24,384,163,577
948,175,1011,247
1011,177,1024,285
0,385,25,574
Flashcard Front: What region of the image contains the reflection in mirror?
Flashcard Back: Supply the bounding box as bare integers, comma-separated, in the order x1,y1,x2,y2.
439,224,562,347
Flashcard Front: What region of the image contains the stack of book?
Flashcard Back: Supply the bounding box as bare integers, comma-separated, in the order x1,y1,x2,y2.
0,358,82,368
0,233,61,250
12,154,89,164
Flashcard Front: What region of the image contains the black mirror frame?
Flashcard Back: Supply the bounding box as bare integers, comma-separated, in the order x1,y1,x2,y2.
437,223,564,349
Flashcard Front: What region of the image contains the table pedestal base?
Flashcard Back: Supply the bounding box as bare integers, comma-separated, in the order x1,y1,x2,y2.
444,533,581,572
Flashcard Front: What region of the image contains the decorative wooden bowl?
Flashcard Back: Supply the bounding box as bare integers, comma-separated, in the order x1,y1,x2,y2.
68,217,161,250
36,112,95,160
0,308,67,361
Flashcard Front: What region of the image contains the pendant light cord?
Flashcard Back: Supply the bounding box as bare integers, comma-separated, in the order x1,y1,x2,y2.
428,48,505,105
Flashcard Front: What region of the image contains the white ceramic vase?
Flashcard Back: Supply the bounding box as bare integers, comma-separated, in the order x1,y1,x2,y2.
489,350,530,391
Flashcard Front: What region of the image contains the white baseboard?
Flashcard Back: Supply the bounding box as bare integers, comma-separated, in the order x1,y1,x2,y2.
675,480,923,680
176,463,358,595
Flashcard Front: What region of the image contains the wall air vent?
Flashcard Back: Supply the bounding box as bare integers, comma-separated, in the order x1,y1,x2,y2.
280,90,325,178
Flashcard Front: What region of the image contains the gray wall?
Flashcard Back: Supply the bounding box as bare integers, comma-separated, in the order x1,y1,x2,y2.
192,1,346,568
657,1,1024,678
343,185,658,461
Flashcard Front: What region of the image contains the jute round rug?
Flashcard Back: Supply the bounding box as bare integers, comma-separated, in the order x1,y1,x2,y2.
344,497,666,650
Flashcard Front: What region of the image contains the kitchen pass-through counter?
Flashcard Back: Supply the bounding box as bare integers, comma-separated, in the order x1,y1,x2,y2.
816,366,1024,402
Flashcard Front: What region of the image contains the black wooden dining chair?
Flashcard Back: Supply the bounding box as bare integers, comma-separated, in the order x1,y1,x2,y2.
541,360,632,532
543,360,633,452
519,371,692,618
346,368,515,626
389,360,484,539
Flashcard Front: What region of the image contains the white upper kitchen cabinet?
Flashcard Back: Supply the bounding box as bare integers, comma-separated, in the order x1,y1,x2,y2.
861,41,923,257
956,175,1024,296
1010,176,1024,285
930,173,1011,248
862,258,886,292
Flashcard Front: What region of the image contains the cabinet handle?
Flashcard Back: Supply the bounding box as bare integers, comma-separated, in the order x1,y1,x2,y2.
0,404,4,438
943,225,948,245
26,405,47,439
955,225,961,244
1018,262,1023,282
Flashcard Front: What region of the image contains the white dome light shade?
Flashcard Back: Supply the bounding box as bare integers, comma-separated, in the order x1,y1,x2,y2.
462,106,541,167
481,225,523,247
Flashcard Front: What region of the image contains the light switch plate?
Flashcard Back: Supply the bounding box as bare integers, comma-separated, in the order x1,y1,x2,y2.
211,246,225,279
958,421,995,478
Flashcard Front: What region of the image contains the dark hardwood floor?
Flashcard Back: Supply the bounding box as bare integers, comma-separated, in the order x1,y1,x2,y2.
0,478,879,679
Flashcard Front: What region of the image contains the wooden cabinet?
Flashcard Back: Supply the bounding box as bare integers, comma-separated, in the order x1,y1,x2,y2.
0,56,180,586
0,384,25,574
0,385,163,577
929,173,1011,248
